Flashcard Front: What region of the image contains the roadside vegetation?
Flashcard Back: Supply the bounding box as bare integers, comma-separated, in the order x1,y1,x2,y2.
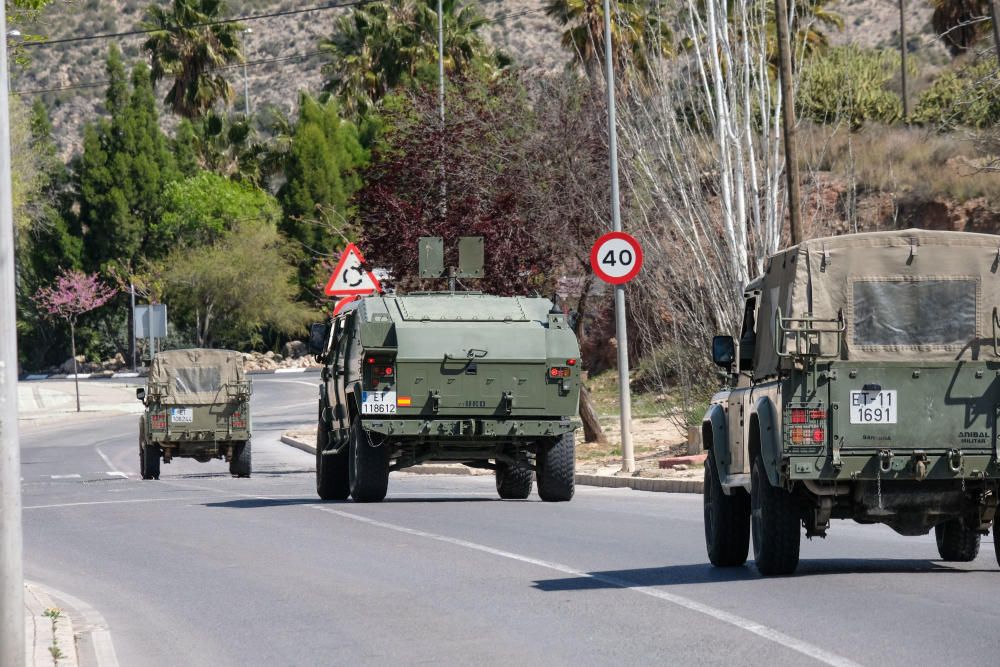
8,0,1000,442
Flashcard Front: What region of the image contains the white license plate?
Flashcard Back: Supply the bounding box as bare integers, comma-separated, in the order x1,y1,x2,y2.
850,390,897,424
170,407,194,423
361,391,397,415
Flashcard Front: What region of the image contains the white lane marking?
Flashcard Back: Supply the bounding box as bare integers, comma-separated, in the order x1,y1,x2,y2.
105,472,128,478
95,446,126,477
26,580,120,667
50,474,81,479
24,496,206,510
264,379,318,388
274,368,308,374
314,507,862,667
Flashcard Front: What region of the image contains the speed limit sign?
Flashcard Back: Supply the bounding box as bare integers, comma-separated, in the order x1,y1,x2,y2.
590,231,643,284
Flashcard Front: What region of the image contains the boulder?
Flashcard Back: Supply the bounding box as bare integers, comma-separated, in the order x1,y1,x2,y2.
282,340,308,359
60,355,85,374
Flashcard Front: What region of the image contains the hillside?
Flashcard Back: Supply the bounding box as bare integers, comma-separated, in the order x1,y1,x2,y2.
11,0,955,152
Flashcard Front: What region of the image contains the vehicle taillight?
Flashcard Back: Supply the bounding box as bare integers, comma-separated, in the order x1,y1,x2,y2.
786,404,827,447
812,428,825,443
791,427,804,444
231,411,246,429
790,408,807,424
549,367,571,378
151,413,167,430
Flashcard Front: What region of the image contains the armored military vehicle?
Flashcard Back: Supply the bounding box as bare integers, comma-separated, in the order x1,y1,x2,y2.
137,348,252,479
308,237,581,503
704,229,1000,575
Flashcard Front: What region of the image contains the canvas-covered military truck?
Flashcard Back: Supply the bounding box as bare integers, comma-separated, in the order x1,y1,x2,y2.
704,229,1000,575
307,291,582,503
137,348,252,479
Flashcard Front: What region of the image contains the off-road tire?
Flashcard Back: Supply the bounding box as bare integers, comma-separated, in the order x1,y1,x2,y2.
993,524,1000,568
935,519,981,562
750,456,801,576
316,410,349,500
536,433,575,502
496,458,533,499
140,442,160,480
230,441,252,478
704,450,751,567
348,419,389,502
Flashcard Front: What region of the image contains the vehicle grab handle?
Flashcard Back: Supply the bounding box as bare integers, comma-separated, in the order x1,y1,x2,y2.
444,348,488,361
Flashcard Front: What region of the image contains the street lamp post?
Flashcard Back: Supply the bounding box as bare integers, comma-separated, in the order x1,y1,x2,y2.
0,9,25,666
602,0,635,473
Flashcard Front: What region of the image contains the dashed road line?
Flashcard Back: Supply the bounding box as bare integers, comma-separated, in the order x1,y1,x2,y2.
50,474,81,480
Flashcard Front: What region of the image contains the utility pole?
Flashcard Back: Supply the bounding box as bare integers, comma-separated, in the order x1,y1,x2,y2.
602,0,635,473
899,0,909,122
242,28,252,116
774,0,802,245
0,8,25,666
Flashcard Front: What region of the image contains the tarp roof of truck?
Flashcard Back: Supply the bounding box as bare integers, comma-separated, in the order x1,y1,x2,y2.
149,348,246,404
754,228,1000,374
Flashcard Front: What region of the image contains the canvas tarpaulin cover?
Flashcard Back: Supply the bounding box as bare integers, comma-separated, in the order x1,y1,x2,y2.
753,229,1000,376
149,348,246,404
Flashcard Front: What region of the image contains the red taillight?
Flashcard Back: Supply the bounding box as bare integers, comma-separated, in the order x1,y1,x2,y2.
791,408,807,424
384,367,393,376
810,409,827,420
567,358,577,366
812,428,825,443
549,367,571,378
367,357,375,364
550,367,561,378
151,413,167,430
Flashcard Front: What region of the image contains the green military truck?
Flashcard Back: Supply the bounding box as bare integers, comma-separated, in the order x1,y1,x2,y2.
137,348,252,479
704,229,1000,575
308,239,581,503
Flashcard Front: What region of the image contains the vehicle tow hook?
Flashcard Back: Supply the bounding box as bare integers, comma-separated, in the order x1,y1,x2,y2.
948,448,963,474
912,450,929,481
878,449,894,475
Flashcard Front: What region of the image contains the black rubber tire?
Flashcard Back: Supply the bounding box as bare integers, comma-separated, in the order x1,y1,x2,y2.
704,450,751,567
141,442,160,480
536,433,575,502
230,441,252,478
750,456,801,576
935,519,981,562
496,458,533,500
993,523,1000,568
349,420,389,502
316,410,349,500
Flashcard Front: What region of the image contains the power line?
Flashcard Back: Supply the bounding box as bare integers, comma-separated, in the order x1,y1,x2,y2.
22,0,373,48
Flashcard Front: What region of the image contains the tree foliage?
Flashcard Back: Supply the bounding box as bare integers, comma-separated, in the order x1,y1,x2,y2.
143,0,244,118
931,0,991,54
157,220,314,347
797,47,903,129
278,93,367,294
320,0,495,114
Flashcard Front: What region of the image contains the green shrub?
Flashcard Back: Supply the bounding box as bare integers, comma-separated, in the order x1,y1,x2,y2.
914,59,1000,130
797,47,903,129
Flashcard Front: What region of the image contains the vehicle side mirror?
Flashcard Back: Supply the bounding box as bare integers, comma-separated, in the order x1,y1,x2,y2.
136,387,146,402
307,323,328,355
712,336,736,368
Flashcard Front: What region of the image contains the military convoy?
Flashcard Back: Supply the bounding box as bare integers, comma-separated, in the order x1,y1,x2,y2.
137,348,252,479
308,237,582,503
704,229,1000,575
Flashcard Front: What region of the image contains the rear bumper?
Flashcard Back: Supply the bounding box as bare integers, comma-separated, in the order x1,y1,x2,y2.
149,430,250,446
786,451,999,481
362,417,578,438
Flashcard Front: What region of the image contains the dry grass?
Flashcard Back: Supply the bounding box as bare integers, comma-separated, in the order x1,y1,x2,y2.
800,123,1000,202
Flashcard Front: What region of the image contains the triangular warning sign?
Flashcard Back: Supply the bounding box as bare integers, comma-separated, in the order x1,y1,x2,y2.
323,243,383,297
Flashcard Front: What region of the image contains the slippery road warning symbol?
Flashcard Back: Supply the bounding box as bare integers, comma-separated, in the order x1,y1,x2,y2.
324,243,383,297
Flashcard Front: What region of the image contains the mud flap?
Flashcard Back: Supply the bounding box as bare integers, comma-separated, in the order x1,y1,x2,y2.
754,397,783,487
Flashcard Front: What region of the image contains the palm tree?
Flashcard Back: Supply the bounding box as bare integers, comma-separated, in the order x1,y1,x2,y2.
544,0,673,84
931,0,990,54
320,0,492,114
143,0,245,118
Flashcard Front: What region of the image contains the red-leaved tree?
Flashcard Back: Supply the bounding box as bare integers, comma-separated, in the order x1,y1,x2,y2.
33,269,118,412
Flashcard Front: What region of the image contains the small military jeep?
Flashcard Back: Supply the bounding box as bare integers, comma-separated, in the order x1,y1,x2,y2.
307,238,581,503
137,348,252,479
704,229,1000,575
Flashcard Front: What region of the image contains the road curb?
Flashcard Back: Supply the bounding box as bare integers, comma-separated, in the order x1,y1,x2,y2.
21,367,322,381
24,583,79,667
280,433,703,493
26,581,119,667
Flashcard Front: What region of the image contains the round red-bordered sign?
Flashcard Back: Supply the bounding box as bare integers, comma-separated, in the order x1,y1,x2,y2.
590,231,643,284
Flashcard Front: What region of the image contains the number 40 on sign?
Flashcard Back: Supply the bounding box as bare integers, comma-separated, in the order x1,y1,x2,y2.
590,231,643,284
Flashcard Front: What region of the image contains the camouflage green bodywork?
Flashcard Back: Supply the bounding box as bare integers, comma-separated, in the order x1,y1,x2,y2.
139,348,252,466
706,229,1000,539
316,293,581,471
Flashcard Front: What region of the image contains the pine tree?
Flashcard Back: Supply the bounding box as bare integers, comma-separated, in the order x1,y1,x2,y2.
278,93,367,295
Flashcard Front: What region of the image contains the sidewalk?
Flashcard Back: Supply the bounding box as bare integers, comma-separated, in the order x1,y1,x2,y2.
17,380,144,424
24,583,78,667
280,429,704,494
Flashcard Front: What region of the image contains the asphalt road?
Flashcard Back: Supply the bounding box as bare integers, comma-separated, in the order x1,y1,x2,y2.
20,376,1000,667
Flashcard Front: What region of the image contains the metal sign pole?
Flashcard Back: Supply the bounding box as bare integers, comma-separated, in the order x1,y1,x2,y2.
0,9,25,664
130,282,137,372
602,0,635,473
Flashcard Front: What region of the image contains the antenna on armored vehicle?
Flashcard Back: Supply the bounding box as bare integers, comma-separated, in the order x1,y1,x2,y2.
418,236,484,291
